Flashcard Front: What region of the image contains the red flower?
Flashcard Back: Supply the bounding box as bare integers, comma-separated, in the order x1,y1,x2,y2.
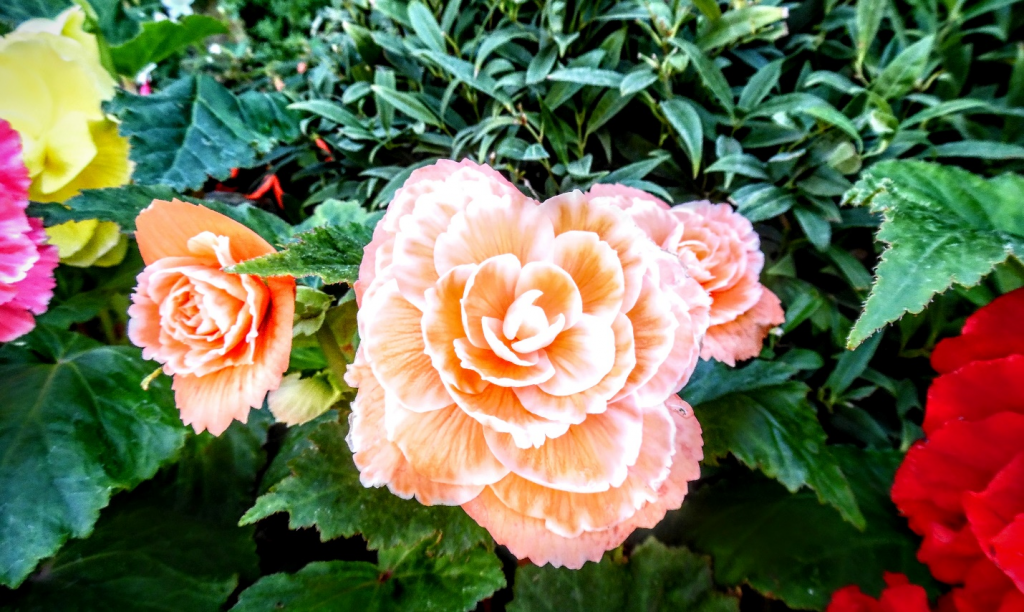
827,573,932,612
891,288,1024,612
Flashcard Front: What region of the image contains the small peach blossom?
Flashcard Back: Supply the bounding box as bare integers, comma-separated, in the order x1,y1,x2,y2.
128,199,295,435
587,184,784,366
346,159,709,568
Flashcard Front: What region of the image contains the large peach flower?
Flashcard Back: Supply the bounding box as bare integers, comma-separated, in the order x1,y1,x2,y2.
587,184,784,366
128,200,295,435
346,159,709,568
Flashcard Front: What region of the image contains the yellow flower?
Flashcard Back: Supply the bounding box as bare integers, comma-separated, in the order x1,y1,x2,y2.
0,7,131,204
45,219,128,268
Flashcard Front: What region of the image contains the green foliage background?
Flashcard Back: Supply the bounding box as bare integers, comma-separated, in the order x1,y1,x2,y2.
1,0,1023,608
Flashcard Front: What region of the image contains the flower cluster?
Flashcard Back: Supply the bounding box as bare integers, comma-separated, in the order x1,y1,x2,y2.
827,573,933,612
889,288,1024,612
0,120,58,342
344,159,779,567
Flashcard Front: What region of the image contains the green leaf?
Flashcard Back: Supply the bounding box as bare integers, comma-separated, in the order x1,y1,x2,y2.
229,223,372,285
509,538,739,612
697,6,789,52
370,85,444,127
619,68,658,95
855,0,887,71
670,39,735,116
660,98,704,178
109,75,260,190
706,153,767,179
682,359,864,528
738,59,782,112
666,447,938,609
288,100,373,139
0,327,187,587
231,537,504,612
240,418,492,556
0,0,70,24
933,141,1024,159
527,40,559,85
110,15,227,76
28,185,292,245
547,67,624,88
406,1,445,53
844,160,1024,348
691,0,723,20
870,36,934,100
239,91,302,146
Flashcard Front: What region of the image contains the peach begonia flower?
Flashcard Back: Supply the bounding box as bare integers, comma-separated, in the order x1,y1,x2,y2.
346,159,709,568
587,184,784,366
127,200,295,435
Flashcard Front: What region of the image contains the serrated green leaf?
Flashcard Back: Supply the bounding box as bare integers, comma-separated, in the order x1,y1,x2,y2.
845,160,1024,347
229,224,372,285
682,359,865,528
231,536,504,612
110,15,227,76
665,447,938,609
697,6,788,52
240,419,492,556
109,75,259,190
509,539,738,612
0,327,187,587
660,98,704,178
670,39,735,117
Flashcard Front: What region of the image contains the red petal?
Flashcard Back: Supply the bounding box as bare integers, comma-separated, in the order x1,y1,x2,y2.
932,288,1024,374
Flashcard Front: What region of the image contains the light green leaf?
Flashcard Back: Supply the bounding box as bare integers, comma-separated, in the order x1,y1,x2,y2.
871,36,934,100
933,140,1024,159
855,0,887,71
527,41,559,84
619,68,658,95
509,539,739,612
683,359,864,528
844,160,1024,348
231,537,504,612
288,100,373,138
229,224,373,286
547,66,624,87
406,1,445,53
109,75,260,190
697,6,788,51
0,327,187,587
667,447,939,609
706,153,767,179
660,98,704,177
240,419,492,556
110,15,227,76
370,85,444,127
268,372,342,426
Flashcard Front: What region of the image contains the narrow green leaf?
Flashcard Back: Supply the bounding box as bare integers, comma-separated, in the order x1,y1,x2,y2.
369,85,444,127
738,59,783,112
671,39,735,116
599,153,669,183
697,6,788,51
932,141,1024,159
899,99,992,128
660,98,705,177
527,41,559,84
706,153,767,179
824,333,883,400
855,0,887,70
619,68,658,95
585,90,636,135
406,1,445,53
288,100,372,138
547,66,624,88
871,36,934,100
691,0,723,20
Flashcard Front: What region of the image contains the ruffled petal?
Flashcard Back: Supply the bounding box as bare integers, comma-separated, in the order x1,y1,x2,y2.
551,230,624,324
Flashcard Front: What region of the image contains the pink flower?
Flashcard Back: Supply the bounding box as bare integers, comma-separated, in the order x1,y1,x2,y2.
347,159,709,568
586,184,784,366
0,120,58,342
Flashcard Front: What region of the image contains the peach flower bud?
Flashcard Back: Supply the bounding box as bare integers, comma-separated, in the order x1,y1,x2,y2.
587,184,785,367
128,199,295,435
346,159,709,568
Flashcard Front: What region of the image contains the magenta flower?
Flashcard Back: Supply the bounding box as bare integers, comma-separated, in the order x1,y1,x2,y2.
0,120,58,342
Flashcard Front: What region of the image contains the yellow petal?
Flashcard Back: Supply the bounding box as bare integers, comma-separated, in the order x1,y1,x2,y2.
32,119,131,203
46,219,99,258
57,220,123,268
